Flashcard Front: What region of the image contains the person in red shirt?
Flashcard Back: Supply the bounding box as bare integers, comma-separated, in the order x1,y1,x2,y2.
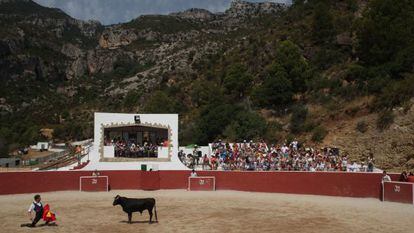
202,154,210,170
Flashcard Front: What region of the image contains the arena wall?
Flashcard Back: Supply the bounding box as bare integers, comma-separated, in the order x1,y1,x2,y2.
159,171,398,198
383,181,414,204
0,171,142,194
0,171,400,199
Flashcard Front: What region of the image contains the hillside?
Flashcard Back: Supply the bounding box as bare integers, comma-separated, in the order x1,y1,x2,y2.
0,0,414,171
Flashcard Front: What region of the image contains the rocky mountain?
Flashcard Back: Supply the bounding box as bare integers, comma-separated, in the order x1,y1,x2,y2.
226,0,287,17
1,0,286,86
1,0,414,171
0,0,287,144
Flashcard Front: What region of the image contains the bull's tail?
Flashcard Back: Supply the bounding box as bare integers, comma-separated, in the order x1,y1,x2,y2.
154,204,158,222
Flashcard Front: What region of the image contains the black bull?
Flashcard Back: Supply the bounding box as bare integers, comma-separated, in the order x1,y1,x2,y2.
113,195,158,223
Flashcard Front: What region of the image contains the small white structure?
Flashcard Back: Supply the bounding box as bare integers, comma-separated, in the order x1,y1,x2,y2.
73,112,188,171
30,142,49,151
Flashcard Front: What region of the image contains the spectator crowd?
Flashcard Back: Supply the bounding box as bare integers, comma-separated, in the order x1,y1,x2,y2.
105,138,158,158
179,140,376,172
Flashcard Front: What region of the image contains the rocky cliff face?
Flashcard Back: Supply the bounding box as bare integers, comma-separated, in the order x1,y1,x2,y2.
99,26,138,49
226,0,287,17
170,8,216,21
0,0,288,111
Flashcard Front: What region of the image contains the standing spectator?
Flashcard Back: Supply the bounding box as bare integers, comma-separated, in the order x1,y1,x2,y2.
197,150,202,166
341,156,348,172
75,145,82,165
359,162,367,172
382,171,391,182
367,153,375,172
290,139,298,151
193,146,200,166
178,150,185,163
202,154,210,170
186,154,193,168
210,155,217,170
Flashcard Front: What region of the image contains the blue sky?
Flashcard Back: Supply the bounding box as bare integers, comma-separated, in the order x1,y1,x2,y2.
34,0,291,25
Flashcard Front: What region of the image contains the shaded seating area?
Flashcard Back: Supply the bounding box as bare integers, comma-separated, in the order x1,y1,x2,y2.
103,125,169,159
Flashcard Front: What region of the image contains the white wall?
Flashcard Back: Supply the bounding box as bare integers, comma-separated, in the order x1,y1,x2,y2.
80,112,189,170
94,112,179,159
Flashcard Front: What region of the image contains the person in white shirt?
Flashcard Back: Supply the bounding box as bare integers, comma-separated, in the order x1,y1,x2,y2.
190,169,197,177
382,171,391,182
281,145,289,154
290,140,298,151
27,194,47,227
349,161,359,172
341,157,348,172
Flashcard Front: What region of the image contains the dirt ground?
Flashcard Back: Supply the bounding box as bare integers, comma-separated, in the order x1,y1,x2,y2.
0,190,413,233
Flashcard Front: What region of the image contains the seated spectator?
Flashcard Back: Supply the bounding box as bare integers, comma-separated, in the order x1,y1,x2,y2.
180,139,370,173
106,138,158,158
399,171,408,182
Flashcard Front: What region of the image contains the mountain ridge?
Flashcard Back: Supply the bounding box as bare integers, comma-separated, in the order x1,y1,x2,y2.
1,0,414,171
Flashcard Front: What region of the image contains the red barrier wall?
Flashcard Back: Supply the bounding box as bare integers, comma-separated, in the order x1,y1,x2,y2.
141,171,160,190
0,170,142,195
383,181,414,204
0,170,400,199
80,176,109,192
159,171,397,198
188,177,216,191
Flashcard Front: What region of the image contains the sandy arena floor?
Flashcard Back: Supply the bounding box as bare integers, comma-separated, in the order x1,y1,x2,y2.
0,190,413,233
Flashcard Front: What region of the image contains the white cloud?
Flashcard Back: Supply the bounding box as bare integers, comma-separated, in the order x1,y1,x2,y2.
33,0,291,25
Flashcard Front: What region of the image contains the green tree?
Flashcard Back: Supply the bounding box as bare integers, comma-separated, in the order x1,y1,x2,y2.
373,76,414,109
252,64,293,109
0,136,8,157
223,64,253,98
223,111,267,141
274,40,311,93
143,91,182,113
123,90,143,110
312,1,335,44
376,111,394,131
190,80,223,107
356,0,414,67
311,126,328,142
290,104,308,134
356,120,368,133
346,0,358,12
264,121,283,143
194,104,240,144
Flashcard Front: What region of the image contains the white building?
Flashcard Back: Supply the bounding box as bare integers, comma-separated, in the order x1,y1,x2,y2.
69,112,188,171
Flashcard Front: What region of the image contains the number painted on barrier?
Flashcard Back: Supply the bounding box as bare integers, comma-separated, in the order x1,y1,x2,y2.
199,179,205,185
92,179,97,184
393,185,400,192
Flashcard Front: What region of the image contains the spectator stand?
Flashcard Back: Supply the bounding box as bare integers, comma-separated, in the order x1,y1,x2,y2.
181,140,377,173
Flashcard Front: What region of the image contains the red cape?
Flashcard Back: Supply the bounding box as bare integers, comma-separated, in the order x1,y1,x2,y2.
42,204,56,222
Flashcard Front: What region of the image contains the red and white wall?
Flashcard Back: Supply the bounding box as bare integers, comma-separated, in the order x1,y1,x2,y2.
0,170,401,200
